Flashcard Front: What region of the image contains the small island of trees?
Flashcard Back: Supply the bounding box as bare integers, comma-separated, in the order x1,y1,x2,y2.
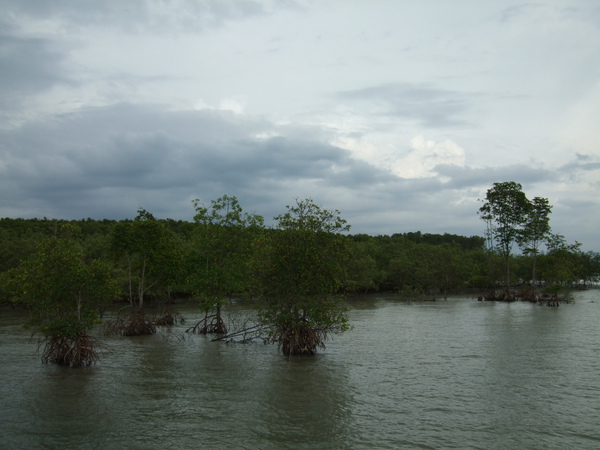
1,184,598,367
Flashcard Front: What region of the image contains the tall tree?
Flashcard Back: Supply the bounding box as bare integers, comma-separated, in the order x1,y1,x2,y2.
479,181,530,296
110,209,179,335
518,196,552,293
111,209,178,309
258,198,352,355
189,195,264,334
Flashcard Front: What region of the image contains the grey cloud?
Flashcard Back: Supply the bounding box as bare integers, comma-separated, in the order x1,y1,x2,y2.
2,101,596,248
3,101,596,247
0,0,273,34
552,154,600,185
339,175,482,237
0,103,395,222
0,0,598,250
434,164,554,189
560,153,600,173
0,26,69,110
336,83,473,128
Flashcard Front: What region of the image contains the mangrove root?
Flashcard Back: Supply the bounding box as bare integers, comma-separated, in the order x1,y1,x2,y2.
269,320,329,356
154,311,184,327
186,313,227,335
104,308,156,336
38,333,105,367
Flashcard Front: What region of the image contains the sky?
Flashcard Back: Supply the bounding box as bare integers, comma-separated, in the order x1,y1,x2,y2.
1,0,599,250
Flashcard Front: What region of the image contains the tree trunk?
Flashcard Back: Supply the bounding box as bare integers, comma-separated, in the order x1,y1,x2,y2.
138,254,147,309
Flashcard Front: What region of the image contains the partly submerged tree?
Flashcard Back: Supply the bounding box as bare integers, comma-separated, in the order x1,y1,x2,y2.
109,209,180,335
258,198,352,355
188,195,264,334
11,225,118,366
479,182,529,296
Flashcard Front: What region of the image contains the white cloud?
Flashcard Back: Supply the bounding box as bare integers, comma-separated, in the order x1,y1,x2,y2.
392,136,466,179
193,96,248,114
333,132,467,181
218,97,247,114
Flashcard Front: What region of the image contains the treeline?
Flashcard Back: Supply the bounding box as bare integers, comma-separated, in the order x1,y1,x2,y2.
1,212,598,304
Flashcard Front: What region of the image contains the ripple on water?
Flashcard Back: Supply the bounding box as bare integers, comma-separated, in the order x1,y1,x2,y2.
1,292,600,449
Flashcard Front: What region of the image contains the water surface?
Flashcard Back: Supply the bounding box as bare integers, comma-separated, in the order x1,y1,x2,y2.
1,291,599,449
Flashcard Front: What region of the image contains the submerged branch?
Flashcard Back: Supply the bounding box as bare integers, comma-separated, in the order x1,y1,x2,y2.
186,313,227,335
212,323,268,343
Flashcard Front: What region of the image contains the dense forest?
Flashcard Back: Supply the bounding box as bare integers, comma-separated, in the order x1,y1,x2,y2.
1,205,597,303
1,192,599,365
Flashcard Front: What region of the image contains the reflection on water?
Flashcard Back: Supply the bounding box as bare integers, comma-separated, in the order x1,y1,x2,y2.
1,291,600,449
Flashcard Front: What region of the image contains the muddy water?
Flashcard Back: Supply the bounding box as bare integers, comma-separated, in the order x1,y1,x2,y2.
1,291,599,449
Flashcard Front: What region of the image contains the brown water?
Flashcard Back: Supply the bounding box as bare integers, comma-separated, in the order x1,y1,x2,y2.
1,291,599,449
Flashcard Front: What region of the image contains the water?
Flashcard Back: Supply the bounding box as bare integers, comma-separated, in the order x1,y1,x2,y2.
1,291,599,449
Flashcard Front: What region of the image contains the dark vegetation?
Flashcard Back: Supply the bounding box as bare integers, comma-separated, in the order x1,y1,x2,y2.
1,187,599,365
477,181,597,303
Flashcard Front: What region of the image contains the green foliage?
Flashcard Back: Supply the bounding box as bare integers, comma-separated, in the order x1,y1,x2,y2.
110,209,181,307
258,198,351,355
399,231,485,251
0,219,56,273
7,225,118,365
0,215,538,302
188,195,264,334
579,251,600,285
477,182,586,296
518,196,553,287
344,239,383,293
479,181,553,293
384,239,479,296
14,227,118,332
543,284,566,295
538,234,583,286
519,197,552,252
0,190,589,318
190,195,264,301
479,182,529,254
468,274,494,290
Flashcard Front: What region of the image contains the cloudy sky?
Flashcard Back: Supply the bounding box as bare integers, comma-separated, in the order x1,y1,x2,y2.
1,0,599,249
